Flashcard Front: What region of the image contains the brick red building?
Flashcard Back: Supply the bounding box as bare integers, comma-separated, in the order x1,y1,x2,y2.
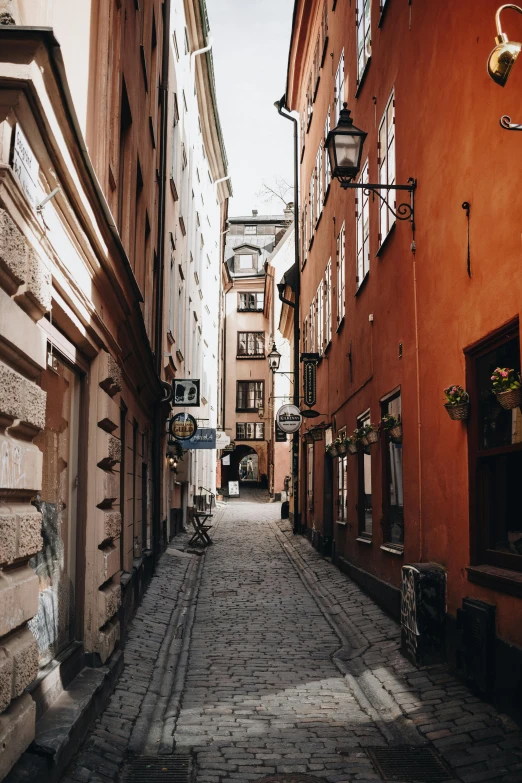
285,0,522,716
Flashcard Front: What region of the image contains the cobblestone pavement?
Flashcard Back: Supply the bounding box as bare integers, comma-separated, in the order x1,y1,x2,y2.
60,497,522,783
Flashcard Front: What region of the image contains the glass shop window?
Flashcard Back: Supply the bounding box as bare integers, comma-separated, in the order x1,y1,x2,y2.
336,454,348,523
381,393,404,546
357,411,372,537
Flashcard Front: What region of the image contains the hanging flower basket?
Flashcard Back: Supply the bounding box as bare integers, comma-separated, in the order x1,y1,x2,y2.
337,439,348,455
444,402,469,421
389,423,403,442
366,429,379,444
347,440,358,455
495,387,522,410
443,385,470,422
329,444,339,458
491,368,522,410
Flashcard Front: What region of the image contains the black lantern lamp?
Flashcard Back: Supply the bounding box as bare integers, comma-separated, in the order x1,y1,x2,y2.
325,102,416,226
487,5,522,132
268,342,282,372
325,104,367,183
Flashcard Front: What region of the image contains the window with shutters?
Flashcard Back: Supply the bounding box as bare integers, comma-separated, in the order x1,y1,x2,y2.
334,50,345,124
378,90,396,243
237,332,265,358
356,0,371,83
236,381,264,411
325,258,332,347
316,281,324,354
337,222,345,327
356,159,370,288
324,112,331,195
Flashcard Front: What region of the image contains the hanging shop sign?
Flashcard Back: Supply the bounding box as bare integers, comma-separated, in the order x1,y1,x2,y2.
276,404,303,434
275,424,288,443
223,440,235,452
169,413,198,440
215,430,231,449
11,125,39,208
301,352,320,408
171,379,200,407
184,428,216,450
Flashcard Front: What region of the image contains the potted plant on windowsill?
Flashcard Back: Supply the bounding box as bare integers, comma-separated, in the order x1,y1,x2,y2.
443,385,470,420
380,414,402,442
491,367,522,410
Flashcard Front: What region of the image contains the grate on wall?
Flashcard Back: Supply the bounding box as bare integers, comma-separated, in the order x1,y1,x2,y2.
120,756,191,783
365,746,455,782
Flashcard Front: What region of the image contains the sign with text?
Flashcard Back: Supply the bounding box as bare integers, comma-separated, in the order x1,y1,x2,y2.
172,379,200,407
228,481,240,497
275,424,288,443
301,353,320,408
169,413,198,440
11,125,39,208
216,430,231,449
185,428,216,449
276,404,302,434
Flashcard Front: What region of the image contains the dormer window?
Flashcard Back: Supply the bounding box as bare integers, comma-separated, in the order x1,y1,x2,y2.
238,254,254,269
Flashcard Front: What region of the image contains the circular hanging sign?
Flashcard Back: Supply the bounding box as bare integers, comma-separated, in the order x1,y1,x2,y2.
276,404,303,434
169,413,198,441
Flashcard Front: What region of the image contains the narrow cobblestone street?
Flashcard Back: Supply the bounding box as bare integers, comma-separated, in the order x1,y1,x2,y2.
61,497,522,783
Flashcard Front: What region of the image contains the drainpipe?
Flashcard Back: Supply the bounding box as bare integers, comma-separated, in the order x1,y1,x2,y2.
152,0,171,555
275,95,300,535
191,37,214,69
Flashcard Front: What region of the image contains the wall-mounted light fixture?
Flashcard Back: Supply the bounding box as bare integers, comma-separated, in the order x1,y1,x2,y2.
325,104,416,227
487,5,522,130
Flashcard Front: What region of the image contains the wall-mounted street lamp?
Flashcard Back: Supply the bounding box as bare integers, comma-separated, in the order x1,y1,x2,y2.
167,453,178,472
258,406,265,419
325,104,416,225
268,342,282,372
487,5,522,130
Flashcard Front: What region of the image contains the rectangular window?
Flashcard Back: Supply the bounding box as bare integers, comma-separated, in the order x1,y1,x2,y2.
334,50,345,124
236,422,264,441
302,203,308,266
356,0,371,82
237,254,255,270
307,71,313,129
357,410,373,537
316,280,324,354
337,453,348,522
337,222,345,326
381,393,404,546
468,325,522,571
236,381,264,411
237,332,265,358
316,145,323,220
238,292,264,311
325,258,332,346
309,172,315,239
324,112,331,193
356,159,370,287
307,442,314,510
378,90,396,242
303,315,308,354
244,225,257,235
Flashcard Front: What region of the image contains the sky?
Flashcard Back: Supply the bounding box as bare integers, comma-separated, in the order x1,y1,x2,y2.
207,0,295,218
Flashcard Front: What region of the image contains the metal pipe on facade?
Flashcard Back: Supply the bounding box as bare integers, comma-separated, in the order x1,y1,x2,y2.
275,95,301,535
152,0,172,555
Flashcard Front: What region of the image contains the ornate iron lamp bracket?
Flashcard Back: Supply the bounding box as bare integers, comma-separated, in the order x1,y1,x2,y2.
500,114,522,131
338,177,417,226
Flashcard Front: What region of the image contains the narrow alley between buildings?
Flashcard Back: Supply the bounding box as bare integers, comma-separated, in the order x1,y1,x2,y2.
57,497,522,783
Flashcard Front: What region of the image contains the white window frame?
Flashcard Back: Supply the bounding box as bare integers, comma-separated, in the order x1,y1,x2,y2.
324,112,331,194
356,159,370,288
336,222,345,327
309,301,315,353
334,50,345,124
309,172,315,239
325,258,332,346
316,280,324,355
356,0,371,83
316,146,323,220
378,89,396,243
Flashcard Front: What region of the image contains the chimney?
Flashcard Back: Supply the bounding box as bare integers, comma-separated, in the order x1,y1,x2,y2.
284,202,294,222
252,209,258,216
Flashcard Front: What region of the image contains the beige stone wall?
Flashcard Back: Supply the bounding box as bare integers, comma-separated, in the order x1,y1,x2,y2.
0,206,50,779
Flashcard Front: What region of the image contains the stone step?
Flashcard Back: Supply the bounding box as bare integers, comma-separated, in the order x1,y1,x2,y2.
5,651,123,783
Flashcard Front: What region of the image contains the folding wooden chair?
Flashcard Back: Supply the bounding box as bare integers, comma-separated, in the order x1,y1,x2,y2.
187,506,213,546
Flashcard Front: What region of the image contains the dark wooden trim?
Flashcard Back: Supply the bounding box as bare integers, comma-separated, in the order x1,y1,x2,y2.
236,331,265,358
467,564,522,597
236,379,265,411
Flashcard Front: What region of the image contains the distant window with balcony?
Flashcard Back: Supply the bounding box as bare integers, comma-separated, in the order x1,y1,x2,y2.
236,422,264,441
238,292,264,312
236,381,264,411
237,332,265,358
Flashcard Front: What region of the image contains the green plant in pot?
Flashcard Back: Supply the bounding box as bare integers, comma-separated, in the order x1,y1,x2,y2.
364,422,379,445
380,413,402,442
443,385,470,421
491,367,522,410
